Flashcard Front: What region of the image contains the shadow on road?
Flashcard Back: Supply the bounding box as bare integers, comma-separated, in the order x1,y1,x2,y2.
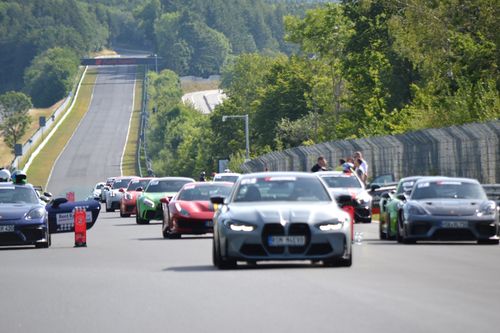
164,262,336,272
112,222,161,226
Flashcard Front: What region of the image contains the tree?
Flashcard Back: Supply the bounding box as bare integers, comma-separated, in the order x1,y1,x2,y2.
24,47,79,107
0,91,33,153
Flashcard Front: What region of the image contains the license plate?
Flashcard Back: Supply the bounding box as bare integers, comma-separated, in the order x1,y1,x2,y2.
0,225,15,232
268,236,306,247
442,221,468,228
205,220,214,227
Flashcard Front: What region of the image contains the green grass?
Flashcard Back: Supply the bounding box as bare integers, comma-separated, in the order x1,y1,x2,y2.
26,69,98,187
181,79,220,94
122,66,144,176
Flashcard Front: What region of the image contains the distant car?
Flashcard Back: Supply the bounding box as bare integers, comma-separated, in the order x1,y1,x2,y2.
136,177,195,224
317,171,373,223
397,177,499,244
211,172,353,269
213,172,241,183
119,178,152,217
92,182,105,201
100,177,116,202
161,182,233,238
0,182,50,248
105,176,135,212
379,176,424,240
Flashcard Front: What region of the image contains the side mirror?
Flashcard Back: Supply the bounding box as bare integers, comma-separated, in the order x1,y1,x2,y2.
52,197,68,208
136,187,143,192
336,194,353,206
381,192,391,199
40,196,51,203
210,196,225,205
160,197,170,204
370,184,381,191
43,192,52,198
396,193,407,201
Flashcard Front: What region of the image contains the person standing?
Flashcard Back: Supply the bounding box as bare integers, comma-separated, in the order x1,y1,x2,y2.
353,151,368,178
311,156,328,172
354,158,367,184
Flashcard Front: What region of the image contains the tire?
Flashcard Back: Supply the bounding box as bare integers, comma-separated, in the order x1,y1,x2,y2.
396,214,403,243
323,242,352,267
35,233,51,249
136,214,149,225
401,223,416,244
120,211,130,218
213,237,236,269
379,217,387,240
477,239,499,245
106,204,114,213
386,213,395,240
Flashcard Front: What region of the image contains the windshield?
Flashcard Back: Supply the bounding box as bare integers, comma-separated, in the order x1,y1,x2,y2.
127,179,150,191
411,181,487,200
0,186,40,204
233,176,331,202
397,180,416,194
146,179,193,193
214,175,239,183
112,178,133,189
177,184,232,201
95,184,104,190
320,175,362,188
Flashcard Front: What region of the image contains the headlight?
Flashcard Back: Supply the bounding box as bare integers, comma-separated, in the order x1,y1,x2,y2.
25,207,46,220
477,202,496,216
144,198,155,208
317,223,343,231
408,204,427,215
355,192,372,204
224,220,255,232
175,202,190,217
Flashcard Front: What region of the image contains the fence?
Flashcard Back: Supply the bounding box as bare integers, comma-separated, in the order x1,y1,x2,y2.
241,120,500,184
137,66,154,177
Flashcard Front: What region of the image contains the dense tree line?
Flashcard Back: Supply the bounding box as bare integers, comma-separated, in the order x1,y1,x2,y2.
0,0,315,107
147,0,499,178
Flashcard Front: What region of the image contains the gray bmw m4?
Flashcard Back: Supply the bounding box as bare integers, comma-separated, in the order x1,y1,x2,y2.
210,172,353,269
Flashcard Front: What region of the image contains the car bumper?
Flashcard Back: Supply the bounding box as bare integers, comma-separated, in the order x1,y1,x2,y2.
0,222,48,246
140,205,162,221
172,217,213,235
354,203,372,222
220,223,351,261
404,216,499,241
121,202,137,215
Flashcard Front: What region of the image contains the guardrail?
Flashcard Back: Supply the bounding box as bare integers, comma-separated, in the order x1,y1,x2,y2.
137,66,154,177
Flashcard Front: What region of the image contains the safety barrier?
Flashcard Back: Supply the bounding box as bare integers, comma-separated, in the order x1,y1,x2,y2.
241,120,500,184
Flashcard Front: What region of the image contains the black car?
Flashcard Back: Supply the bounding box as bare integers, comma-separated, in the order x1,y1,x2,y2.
397,177,499,244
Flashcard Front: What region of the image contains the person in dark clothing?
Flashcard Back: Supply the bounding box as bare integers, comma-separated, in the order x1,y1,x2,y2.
311,156,328,172
199,171,206,181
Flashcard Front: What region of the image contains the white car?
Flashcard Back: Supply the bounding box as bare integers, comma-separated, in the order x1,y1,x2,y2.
105,177,135,212
92,182,105,201
213,172,241,183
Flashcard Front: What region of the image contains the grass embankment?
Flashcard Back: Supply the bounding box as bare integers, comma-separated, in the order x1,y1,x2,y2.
0,102,63,168
26,68,98,187
122,66,144,176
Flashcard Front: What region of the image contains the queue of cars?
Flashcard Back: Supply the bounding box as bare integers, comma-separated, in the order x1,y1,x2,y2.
13,168,491,266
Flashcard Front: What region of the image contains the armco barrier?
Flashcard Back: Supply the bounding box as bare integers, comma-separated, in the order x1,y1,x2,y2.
241,121,500,184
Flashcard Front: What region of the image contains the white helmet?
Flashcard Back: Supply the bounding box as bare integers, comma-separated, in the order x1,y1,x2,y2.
0,169,11,182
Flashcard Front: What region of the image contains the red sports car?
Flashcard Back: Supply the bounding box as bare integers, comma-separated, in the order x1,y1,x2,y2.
161,182,233,239
119,178,153,217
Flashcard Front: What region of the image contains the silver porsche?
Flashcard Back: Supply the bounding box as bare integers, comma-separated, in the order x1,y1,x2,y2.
210,172,353,269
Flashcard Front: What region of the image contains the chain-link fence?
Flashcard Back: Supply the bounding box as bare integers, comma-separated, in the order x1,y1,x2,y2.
241,120,500,184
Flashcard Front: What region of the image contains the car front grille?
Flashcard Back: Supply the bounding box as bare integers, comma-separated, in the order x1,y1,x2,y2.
261,223,311,255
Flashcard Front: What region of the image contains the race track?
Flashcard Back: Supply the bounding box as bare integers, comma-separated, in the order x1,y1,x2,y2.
1,64,499,333
46,65,136,200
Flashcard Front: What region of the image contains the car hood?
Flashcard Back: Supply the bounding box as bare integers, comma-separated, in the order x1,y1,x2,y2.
225,202,344,224
413,199,484,216
0,204,41,220
142,192,177,202
177,201,213,213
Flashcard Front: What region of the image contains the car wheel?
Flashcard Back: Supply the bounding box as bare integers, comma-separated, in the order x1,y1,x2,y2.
396,214,403,243
477,239,499,245
379,214,387,240
120,211,130,218
323,242,352,267
401,224,416,244
35,233,51,248
136,214,149,225
213,237,236,269
168,233,181,239
106,205,114,212
386,213,395,240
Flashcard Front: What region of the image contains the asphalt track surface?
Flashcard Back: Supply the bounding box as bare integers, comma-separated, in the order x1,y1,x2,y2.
2,65,500,333
46,65,136,200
